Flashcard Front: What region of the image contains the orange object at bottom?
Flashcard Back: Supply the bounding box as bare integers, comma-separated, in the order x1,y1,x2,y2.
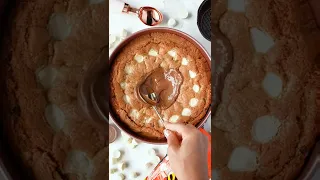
145,128,212,180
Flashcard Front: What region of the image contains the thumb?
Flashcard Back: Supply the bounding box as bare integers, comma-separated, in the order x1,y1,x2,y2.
164,129,180,151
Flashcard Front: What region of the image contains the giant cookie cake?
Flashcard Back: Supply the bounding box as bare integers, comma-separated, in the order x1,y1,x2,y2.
211,0,320,179
110,32,211,140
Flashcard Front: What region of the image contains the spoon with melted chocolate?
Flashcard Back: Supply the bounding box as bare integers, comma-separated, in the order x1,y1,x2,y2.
148,92,165,124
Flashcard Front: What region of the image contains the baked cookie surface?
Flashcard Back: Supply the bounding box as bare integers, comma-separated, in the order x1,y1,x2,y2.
212,0,320,179
110,32,211,139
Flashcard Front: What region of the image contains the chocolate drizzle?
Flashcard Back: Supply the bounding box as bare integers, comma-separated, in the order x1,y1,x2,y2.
137,67,183,109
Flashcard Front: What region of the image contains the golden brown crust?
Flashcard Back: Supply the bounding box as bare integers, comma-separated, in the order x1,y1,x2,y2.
110,32,211,140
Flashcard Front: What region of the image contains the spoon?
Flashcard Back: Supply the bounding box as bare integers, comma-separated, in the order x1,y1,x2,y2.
148,93,165,124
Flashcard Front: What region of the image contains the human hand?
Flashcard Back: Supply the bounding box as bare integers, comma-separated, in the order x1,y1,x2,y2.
164,122,209,180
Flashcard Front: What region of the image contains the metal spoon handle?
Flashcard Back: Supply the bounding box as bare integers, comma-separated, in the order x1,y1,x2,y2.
152,106,164,123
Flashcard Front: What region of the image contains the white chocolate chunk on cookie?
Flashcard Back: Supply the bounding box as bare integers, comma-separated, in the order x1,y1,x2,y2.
228,0,245,12
64,150,93,176
181,57,189,65
124,65,133,74
48,13,72,41
145,117,153,123
148,49,158,56
189,70,197,78
189,98,199,107
250,28,275,53
120,82,126,89
36,66,58,89
45,104,65,132
193,84,200,93
262,72,282,98
130,109,139,119
167,49,177,60
134,54,145,63
112,150,121,159
182,108,192,116
123,95,131,104
168,18,177,27
169,115,179,123
228,147,257,172
252,115,280,143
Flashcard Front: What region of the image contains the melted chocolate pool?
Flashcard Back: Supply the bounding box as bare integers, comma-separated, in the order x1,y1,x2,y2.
137,68,183,109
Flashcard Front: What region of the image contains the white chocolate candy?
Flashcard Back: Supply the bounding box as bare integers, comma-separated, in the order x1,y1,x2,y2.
153,156,161,164
117,173,125,180
145,117,153,123
168,18,177,27
131,172,139,178
113,150,121,159
146,162,153,168
120,29,128,38
123,95,130,104
228,146,257,172
109,168,117,174
262,72,283,98
119,162,127,171
167,49,177,60
193,85,200,93
120,82,126,89
134,54,144,63
45,104,65,132
189,98,199,107
121,131,130,139
252,115,280,143
189,70,197,78
181,57,189,65
250,28,275,53
179,9,189,19
130,109,139,119
228,0,245,12
130,139,138,148
182,108,192,117
109,34,117,44
48,13,72,41
36,66,58,89
124,65,133,74
64,150,93,176
112,158,118,165
169,115,179,123
148,49,158,56
148,149,156,156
